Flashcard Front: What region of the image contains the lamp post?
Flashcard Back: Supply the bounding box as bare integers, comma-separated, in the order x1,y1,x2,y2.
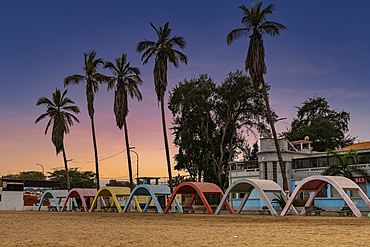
35,163,44,176
129,147,139,185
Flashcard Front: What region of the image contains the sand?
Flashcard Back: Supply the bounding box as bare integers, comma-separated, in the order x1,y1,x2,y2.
0,211,369,246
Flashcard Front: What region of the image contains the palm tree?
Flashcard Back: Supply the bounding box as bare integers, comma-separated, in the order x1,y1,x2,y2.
227,2,288,190
35,88,80,190
322,149,370,182
137,22,188,192
103,53,143,191
64,50,109,189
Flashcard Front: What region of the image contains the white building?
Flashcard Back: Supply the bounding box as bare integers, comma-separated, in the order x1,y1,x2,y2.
0,178,61,211
229,137,370,211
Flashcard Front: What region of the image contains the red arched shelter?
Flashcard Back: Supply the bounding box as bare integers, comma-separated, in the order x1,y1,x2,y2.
164,182,234,214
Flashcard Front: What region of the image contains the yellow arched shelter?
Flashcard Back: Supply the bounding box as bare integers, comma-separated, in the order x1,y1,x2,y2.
89,186,141,212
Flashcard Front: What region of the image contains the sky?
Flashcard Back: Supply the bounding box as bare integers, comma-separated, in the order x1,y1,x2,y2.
1,1,370,184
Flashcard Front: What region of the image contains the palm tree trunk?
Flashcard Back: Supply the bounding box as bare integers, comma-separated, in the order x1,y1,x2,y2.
123,118,134,191
160,98,173,193
62,144,71,191
262,82,288,191
90,115,100,190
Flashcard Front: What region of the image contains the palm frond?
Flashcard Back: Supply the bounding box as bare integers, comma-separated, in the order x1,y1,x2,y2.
150,22,160,37
36,97,54,107
136,40,157,53
169,35,186,49
141,47,158,65
103,61,119,76
259,21,288,37
64,75,85,87
35,113,49,124
227,28,251,45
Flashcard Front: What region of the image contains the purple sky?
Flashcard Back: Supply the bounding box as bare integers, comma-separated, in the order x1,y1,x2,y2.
1,1,370,182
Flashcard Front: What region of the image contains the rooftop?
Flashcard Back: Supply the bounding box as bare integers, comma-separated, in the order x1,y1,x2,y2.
339,141,370,150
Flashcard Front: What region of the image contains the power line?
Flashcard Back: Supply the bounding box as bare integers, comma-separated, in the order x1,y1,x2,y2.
71,149,128,164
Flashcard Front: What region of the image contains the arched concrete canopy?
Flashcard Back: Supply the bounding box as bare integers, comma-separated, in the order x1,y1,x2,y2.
163,182,234,214
122,185,181,214
89,186,140,213
61,188,106,212
214,179,298,216
37,190,77,212
281,176,370,218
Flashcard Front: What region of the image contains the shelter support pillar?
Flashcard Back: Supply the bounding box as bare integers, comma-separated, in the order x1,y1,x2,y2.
236,192,250,214
301,190,318,215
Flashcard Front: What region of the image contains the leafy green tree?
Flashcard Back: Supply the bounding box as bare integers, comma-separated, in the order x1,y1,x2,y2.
322,149,369,182
105,179,130,187
35,88,80,190
48,168,96,189
169,71,270,189
169,175,195,187
137,22,188,192
6,171,45,180
284,96,355,151
227,1,288,190
243,141,259,161
103,53,143,191
170,74,215,182
64,50,109,189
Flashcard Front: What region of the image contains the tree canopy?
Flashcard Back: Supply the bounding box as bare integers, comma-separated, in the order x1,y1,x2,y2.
48,168,96,189
5,171,45,180
169,70,271,189
284,96,355,151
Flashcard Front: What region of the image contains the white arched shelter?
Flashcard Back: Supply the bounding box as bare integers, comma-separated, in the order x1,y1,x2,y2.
215,179,298,216
281,176,370,218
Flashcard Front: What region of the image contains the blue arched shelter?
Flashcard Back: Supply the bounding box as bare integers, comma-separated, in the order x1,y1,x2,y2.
122,185,182,214
37,190,77,212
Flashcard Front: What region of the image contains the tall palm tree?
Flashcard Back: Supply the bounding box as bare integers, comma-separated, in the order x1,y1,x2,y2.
322,149,370,181
64,50,109,189
35,88,80,190
103,53,143,191
137,22,187,192
227,2,288,190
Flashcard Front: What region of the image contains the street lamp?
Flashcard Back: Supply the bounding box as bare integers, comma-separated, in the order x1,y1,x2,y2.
35,163,44,175
129,147,139,185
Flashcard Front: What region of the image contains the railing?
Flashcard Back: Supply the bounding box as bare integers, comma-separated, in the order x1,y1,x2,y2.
231,160,258,171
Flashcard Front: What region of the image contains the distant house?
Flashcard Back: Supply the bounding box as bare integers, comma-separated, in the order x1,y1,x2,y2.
0,178,61,211
229,137,370,211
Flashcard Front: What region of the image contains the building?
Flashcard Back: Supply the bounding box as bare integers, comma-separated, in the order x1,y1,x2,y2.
0,178,61,211
229,137,370,211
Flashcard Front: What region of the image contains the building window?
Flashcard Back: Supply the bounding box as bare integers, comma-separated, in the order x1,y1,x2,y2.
357,153,367,164
328,156,337,166
293,159,309,169
302,159,310,168
272,162,277,183
264,163,268,179
318,157,327,167
310,158,318,167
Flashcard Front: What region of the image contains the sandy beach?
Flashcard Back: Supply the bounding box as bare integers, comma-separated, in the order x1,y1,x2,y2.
0,211,369,246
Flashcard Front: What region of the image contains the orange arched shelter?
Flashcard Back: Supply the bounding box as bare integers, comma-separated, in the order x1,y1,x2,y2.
164,182,234,214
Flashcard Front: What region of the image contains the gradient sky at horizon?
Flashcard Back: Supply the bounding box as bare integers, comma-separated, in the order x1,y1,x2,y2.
1,1,370,183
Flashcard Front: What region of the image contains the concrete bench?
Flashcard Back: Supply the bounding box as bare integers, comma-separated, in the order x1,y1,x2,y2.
259,206,271,215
